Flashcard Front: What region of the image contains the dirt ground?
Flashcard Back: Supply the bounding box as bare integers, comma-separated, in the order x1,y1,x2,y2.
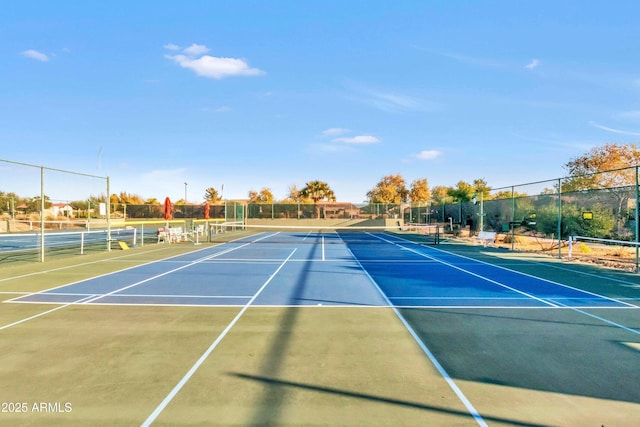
460,229,639,273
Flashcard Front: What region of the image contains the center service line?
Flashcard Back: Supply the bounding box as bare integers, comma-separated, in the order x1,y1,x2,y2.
345,246,488,426
140,248,297,427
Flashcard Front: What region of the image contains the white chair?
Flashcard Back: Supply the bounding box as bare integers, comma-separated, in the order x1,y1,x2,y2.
157,229,168,244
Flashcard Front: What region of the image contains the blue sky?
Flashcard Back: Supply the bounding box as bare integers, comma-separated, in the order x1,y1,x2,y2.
2,1,640,203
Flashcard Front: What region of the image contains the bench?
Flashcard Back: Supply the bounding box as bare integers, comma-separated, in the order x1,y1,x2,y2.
473,231,497,247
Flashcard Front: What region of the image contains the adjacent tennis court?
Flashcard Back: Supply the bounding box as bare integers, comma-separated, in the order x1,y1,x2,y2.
1,226,639,426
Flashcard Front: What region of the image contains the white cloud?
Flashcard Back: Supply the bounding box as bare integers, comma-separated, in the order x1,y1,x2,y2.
413,150,443,160
201,106,231,113
21,49,49,62
165,43,265,79
313,144,350,153
182,43,210,57
163,43,181,51
361,89,425,113
588,121,640,136
333,135,380,144
345,83,441,114
412,45,507,69
525,59,540,70
322,128,350,136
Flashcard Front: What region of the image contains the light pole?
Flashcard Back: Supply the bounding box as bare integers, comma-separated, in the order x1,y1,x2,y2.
184,182,188,204
472,191,485,232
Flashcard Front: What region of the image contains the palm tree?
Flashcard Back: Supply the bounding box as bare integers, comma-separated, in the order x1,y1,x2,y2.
299,180,336,218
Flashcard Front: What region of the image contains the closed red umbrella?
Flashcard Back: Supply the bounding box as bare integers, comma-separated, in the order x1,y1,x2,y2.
164,197,172,220
203,202,210,220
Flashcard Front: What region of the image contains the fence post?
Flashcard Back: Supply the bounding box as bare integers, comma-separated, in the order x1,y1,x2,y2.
107,176,111,252
634,166,640,273
40,166,45,262
557,178,562,259
511,186,515,251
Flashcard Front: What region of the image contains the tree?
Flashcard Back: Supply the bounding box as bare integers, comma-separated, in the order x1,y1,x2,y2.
299,180,336,203
472,178,491,200
447,181,474,203
562,143,640,191
430,185,451,204
299,180,336,218
493,190,529,200
367,174,409,203
562,143,640,237
248,188,274,203
409,178,430,203
204,187,222,203
28,195,51,212
283,185,305,203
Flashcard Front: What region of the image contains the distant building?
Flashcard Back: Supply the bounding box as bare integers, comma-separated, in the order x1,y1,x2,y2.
49,203,75,217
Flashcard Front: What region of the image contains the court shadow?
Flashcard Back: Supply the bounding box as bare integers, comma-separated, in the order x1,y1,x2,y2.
399,307,640,405
229,372,549,427
343,238,640,407
245,239,321,425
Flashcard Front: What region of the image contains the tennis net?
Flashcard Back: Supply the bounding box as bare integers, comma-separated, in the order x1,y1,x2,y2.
208,221,441,245
0,228,137,259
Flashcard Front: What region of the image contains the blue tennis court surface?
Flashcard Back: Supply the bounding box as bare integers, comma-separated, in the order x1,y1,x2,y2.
9,231,630,309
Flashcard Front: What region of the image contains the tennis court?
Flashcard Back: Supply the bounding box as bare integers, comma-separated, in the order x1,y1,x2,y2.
1,226,639,426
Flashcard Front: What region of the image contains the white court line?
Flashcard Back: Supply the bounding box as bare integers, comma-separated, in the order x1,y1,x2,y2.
141,248,297,427
81,235,276,305
0,245,188,283
0,295,96,331
371,233,558,308
375,234,640,335
3,244,228,301
548,300,640,335
106,293,253,299
402,235,638,308
1,233,273,333
11,292,253,299
389,296,535,300
345,245,488,427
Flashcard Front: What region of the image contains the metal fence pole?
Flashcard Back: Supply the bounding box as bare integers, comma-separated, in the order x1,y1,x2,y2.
40,166,45,262
634,166,640,273
107,176,111,252
557,178,562,259
511,186,515,251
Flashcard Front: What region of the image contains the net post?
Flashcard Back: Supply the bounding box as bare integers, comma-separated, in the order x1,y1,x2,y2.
567,236,573,259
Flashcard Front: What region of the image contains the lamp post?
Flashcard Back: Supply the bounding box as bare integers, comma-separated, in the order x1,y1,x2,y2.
184,182,188,204
472,191,485,232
